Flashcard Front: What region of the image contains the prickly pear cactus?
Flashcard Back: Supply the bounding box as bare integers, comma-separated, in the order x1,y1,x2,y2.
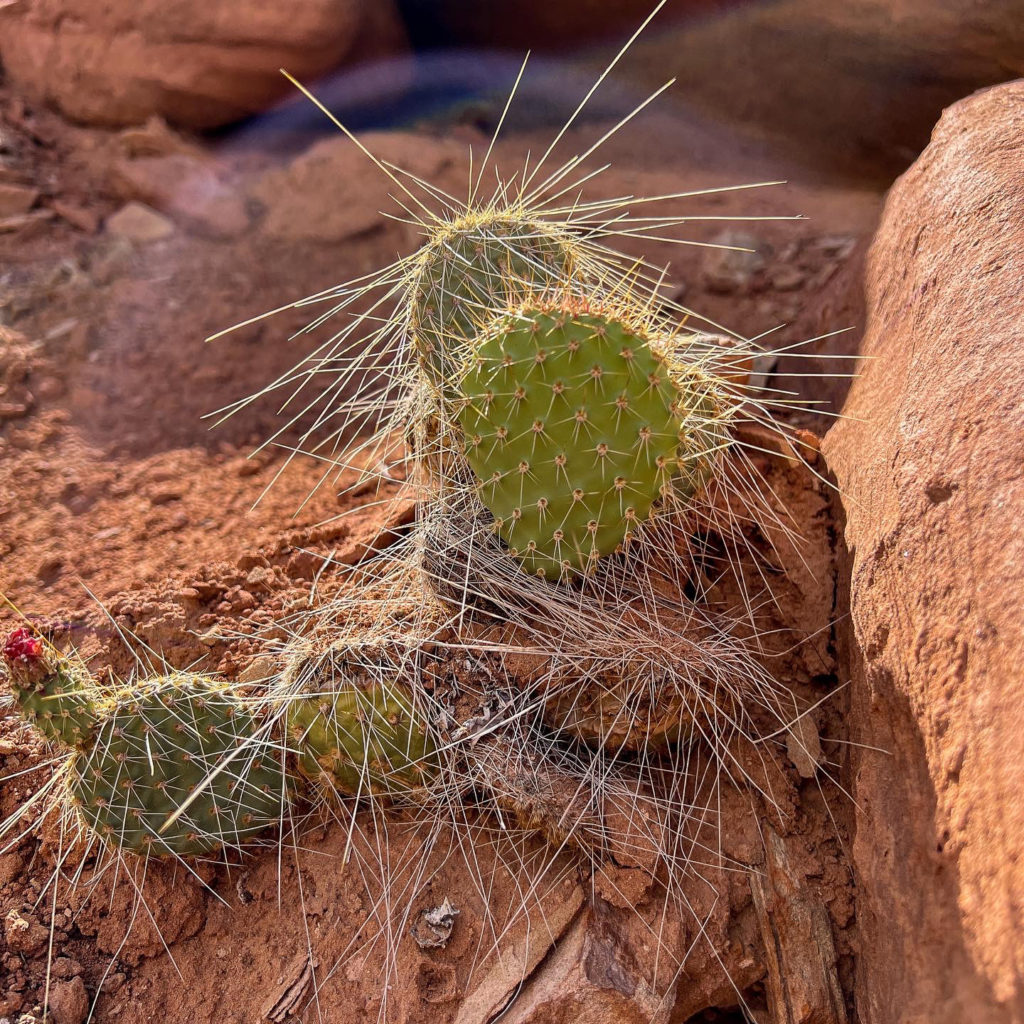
285,645,438,799
70,675,287,857
456,305,688,578
3,627,287,859
2,628,97,747
409,215,575,387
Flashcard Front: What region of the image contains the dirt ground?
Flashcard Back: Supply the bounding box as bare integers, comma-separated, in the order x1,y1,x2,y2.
0,39,889,1024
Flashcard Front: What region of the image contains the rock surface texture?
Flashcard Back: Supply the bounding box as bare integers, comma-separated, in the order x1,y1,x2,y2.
626,0,1024,186
0,0,405,128
822,82,1024,1024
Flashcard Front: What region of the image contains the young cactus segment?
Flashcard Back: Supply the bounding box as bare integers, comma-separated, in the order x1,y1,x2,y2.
70,674,287,857
284,644,439,800
457,305,685,578
409,214,576,388
2,627,97,748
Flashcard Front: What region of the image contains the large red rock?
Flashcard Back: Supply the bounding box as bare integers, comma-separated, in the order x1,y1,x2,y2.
822,82,1024,1023
624,0,1024,185
0,0,406,129
247,132,464,243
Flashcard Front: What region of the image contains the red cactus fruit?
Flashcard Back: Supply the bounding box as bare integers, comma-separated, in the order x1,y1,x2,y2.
3,627,43,666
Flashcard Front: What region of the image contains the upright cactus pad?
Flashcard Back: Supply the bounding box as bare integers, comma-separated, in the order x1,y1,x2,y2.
409,215,575,387
2,627,97,747
70,675,287,858
285,646,438,799
457,306,687,578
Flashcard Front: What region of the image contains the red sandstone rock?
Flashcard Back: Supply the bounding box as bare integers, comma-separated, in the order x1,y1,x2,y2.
249,133,463,243
0,0,406,129
822,82,1024,1023
47,976,89,1024
480,905,681,1024
0,183,40,217
110,155,250,239
105,202,175,242
627,0,1024,186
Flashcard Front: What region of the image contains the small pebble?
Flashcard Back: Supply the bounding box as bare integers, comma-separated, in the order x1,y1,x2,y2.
770,266,805,291
46,977,88,1024
105,202,173,242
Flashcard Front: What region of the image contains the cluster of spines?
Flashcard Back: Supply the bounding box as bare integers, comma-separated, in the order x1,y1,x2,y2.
276,626,670,865
669,368,731,503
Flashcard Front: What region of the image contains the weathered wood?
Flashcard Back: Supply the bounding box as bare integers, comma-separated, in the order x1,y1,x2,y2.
750,828,847,1024
260,954,318,1023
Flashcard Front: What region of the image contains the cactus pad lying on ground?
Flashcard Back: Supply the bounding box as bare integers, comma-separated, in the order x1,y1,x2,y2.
71,675,287,857
456,304,688,577
284,644,439,799
2,629,287,858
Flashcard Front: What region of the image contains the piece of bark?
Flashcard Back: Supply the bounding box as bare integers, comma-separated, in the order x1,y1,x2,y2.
749,828,847,1024
260,954,317,1023
454,882,585,1024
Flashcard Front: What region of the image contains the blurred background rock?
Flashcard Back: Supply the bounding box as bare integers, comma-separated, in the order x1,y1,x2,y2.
0,0,408,128
0,0,1019,185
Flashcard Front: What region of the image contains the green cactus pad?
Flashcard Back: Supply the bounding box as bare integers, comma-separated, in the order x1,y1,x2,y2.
410,215,575,387
286,649,438,799
457,307,687,578
2,629,97,748
70,675,286,857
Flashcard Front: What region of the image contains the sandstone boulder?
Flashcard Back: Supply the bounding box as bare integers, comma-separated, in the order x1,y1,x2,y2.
822,82,1024,1023
249,132,463,243
625,0,1024,185
0,0,406,129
